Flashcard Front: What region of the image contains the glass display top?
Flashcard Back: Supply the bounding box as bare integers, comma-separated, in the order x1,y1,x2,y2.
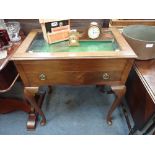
27,33,120,53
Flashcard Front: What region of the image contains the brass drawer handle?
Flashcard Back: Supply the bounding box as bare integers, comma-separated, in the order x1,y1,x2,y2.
102,73,110,80
39,73,46,81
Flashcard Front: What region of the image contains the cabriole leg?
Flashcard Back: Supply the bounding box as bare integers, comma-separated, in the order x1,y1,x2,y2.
107,85,126,125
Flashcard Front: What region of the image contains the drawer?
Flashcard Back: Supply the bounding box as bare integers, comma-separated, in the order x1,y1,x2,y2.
15,58,131,86
25,70,122,86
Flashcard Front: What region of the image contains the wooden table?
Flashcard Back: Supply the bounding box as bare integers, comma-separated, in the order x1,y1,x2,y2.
12,28,136,127
126,60,155,133
0,40,32,117
0,37,46,130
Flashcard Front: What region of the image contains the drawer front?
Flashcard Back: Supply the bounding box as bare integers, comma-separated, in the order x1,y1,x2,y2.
15,59,130,86
25,71,122,86
19,59,127,72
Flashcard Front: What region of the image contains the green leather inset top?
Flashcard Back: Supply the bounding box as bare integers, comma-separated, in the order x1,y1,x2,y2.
28,33,120,53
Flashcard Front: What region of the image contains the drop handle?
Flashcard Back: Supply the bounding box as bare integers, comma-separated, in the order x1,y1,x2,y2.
102,73,110,80
39,73,46,81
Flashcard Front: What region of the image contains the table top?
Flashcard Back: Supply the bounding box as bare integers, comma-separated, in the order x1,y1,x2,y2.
12,28,137,60
134,60,155,103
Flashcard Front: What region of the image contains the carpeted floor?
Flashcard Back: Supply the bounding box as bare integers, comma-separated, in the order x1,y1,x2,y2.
0,82,129,135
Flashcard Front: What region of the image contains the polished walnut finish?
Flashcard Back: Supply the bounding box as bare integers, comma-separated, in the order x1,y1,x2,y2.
126,60,155,130
15,59,132,86
12,28,136,127
135,60,155,104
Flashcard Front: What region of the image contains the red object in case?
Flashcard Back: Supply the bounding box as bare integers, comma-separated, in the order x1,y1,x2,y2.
0,29,10,48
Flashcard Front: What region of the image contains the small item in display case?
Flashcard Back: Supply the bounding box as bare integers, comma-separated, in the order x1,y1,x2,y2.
6,21,21,42
0,19,10,47
88,22,101,39
39,19,70,44
69,29,79,46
